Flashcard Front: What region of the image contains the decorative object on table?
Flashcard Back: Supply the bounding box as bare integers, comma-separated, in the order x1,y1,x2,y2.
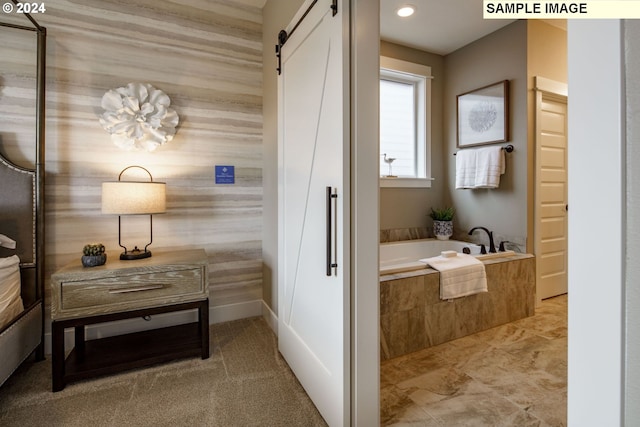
102,166,166,260
430,207,455,241
99,82,179,152
81,243,107,267
457,80,509,148
382,153,397,177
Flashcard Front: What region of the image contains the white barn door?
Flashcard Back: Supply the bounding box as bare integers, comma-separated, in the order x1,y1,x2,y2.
277,0,350,425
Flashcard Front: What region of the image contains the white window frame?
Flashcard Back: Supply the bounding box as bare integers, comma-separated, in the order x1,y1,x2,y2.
379,56,433,188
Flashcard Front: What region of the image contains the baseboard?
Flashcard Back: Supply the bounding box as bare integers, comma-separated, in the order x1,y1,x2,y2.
44,299,264,353
262,301,278,336
211,299,263,324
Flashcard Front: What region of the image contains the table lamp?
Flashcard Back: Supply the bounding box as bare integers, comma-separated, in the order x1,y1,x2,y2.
102,166,166,260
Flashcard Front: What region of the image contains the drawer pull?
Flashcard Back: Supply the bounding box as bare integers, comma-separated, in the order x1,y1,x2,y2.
108,284,164,294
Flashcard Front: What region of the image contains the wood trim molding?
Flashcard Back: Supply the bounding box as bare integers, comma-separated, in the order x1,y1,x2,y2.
535,76,568,97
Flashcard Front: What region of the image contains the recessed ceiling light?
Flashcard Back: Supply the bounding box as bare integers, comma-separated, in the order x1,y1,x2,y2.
396,5,416,17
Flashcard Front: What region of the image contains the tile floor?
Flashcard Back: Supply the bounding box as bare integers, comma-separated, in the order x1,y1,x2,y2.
381,294,567,426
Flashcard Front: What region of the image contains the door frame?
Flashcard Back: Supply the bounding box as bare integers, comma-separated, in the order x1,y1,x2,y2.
349,0,380,425
534,76,568,304
566,20,626,425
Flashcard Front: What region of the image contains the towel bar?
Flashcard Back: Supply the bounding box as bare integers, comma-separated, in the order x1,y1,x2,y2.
454,144,514,155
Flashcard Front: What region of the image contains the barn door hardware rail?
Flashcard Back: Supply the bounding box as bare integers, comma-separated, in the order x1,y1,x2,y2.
275,0,338,74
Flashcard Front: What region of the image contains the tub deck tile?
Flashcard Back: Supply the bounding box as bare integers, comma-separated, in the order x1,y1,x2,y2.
380,256,536,360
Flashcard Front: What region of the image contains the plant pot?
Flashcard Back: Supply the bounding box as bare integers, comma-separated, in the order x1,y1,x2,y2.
433,220,453,241
81,254,107,267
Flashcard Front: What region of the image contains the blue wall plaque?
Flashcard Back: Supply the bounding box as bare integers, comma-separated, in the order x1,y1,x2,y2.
215,165,235,184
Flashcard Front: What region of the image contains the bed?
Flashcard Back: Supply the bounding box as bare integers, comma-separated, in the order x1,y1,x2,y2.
0,4,46,387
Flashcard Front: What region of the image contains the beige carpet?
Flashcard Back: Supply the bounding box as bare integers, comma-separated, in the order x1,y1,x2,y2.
0,317,327,427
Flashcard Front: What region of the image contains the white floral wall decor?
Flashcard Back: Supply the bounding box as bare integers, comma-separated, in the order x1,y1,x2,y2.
99,82,179,152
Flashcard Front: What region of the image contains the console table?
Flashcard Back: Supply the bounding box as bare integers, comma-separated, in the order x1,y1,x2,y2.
50,249,209,392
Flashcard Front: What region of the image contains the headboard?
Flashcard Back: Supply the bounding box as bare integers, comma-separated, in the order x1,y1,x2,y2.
0,153,37,306
0,3,47,373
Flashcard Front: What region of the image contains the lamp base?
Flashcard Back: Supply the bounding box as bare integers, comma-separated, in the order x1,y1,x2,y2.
120,247,152,260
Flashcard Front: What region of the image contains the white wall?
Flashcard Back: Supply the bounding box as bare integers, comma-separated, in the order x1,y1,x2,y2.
567,20,624,426
624,19,640,426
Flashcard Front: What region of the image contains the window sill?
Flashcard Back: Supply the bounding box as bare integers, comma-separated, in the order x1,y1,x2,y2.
380,177,434,188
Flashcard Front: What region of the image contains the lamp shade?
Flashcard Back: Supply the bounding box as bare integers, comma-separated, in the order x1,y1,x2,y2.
102,181,166,215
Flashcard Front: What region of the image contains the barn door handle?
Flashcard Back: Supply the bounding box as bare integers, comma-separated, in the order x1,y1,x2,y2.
326,186,338,276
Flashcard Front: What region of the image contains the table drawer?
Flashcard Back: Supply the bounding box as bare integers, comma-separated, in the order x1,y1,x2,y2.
60,267,204,312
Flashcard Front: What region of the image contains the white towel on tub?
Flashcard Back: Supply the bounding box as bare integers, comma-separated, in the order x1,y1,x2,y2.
419,253,487,300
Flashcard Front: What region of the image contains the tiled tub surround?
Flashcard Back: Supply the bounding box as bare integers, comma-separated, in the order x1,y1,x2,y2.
380,254,535,361
380,227,527,253
380,227,431,243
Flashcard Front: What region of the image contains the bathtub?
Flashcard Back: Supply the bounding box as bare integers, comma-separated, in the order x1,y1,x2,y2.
379,238,534,359
380,238,491,274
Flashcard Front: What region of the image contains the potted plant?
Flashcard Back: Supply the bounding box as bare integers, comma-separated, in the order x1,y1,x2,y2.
429,207,455,241
81,243,107,267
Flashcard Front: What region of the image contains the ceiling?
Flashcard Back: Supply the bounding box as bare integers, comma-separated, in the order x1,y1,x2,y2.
380,0,516,55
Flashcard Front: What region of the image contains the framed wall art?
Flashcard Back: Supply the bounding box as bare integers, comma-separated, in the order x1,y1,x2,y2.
456,80,509,148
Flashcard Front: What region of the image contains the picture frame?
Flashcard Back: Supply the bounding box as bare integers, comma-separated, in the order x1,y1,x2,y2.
456,80,509,148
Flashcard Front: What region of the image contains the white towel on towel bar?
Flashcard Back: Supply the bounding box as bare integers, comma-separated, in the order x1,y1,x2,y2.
420,253,487,300
455,146,505,189
455,149,477,189
475,146,505,188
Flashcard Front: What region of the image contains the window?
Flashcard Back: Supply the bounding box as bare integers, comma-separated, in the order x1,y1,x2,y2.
380,57,432,187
